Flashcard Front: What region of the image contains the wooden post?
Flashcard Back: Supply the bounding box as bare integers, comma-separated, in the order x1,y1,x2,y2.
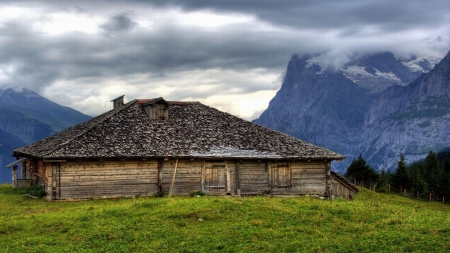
201,160,205,192
430,193,432,202
53,165,57,199
158,160,163,193
46,164,54,201
12,165,18,188
388,184,390,193
268,161,272,193
289,162,293,188
325,162,331,197
21,161,26,179
236,161,241,197
169,159,178,197
226,161,231,193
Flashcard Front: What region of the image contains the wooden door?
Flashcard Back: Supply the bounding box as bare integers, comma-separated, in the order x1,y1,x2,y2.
205,162,226,192
273,164,291,188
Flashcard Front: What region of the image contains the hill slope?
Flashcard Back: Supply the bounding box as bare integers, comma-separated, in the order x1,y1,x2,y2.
1,185,449,252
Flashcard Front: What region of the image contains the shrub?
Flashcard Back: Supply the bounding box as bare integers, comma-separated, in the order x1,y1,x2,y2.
189,191,205,197
3,185,46,198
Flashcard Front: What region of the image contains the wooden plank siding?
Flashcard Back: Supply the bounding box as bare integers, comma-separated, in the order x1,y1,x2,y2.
39,159,338,200
268,161,327,195
239,161,269,194
56,160,159,199
161,159,202,195
332,180,353,199
290,162,327,195
331,176,357,200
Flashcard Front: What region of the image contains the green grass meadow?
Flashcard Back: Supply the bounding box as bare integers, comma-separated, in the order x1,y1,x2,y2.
1,184,450,252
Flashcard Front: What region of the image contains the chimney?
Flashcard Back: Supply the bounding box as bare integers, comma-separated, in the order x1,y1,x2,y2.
111,95,125,110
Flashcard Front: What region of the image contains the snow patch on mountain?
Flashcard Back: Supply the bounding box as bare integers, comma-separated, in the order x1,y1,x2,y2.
341,65,374,76
373,69,401,83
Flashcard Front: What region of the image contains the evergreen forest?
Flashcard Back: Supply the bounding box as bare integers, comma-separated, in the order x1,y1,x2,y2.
345,148,450,202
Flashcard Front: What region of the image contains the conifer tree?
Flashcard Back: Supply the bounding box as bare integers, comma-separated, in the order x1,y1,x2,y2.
392,153,410,193
409,161,426,198
377,169,391,193
424,151,442,200
345,154,378,188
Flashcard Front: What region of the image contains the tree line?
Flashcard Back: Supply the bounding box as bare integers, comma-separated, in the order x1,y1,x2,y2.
344,148,450,201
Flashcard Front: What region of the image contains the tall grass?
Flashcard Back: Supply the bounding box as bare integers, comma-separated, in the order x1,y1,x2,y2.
1,184,449,252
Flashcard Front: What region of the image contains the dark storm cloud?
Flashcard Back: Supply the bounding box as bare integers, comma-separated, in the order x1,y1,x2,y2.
146,0,450,31
101,13,137,32
0,0,448,108
0,15,298,93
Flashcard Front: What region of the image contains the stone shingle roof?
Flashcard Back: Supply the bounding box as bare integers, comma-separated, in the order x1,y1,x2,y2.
13,99,345,161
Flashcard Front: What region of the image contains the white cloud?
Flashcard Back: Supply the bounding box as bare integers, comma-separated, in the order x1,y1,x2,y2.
42,67,279,120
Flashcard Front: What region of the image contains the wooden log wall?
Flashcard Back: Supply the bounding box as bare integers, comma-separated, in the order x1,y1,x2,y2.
36,160,45,187
25,159,35,180
56,160,159,199
229,161,237,195
21,160,27,179
289,161,327,195
161,159,202,195
28,158,340,200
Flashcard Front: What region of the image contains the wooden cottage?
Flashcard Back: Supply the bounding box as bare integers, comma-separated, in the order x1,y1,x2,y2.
8,96,358,200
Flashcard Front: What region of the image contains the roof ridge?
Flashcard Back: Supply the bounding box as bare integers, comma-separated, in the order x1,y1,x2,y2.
41,99,138,158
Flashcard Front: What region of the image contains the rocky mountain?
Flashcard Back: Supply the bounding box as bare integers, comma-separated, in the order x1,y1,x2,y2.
254,51,442,172
0,88,92,183
362,50,450,169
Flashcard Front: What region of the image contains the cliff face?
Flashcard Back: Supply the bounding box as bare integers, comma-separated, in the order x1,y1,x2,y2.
254,51,443,172
362,50,450,169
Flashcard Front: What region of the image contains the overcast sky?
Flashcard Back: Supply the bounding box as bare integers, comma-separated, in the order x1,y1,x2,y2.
0,0,449,119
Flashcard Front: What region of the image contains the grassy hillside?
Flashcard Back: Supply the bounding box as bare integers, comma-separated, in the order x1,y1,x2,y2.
1,185,449,252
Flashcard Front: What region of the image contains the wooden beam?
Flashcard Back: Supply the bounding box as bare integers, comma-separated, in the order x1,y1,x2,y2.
325,162,331,197
43,160,66,163
235,161,241,197
158,160,163,193
267,161,272,192
46,164,55,201
169,159,179,196
5,157,27,168
12,166,18,188
226,161,231,193
201,160,205,192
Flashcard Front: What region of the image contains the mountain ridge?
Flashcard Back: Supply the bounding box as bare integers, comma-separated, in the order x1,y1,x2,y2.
0,88,92,183
254,50,446,172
